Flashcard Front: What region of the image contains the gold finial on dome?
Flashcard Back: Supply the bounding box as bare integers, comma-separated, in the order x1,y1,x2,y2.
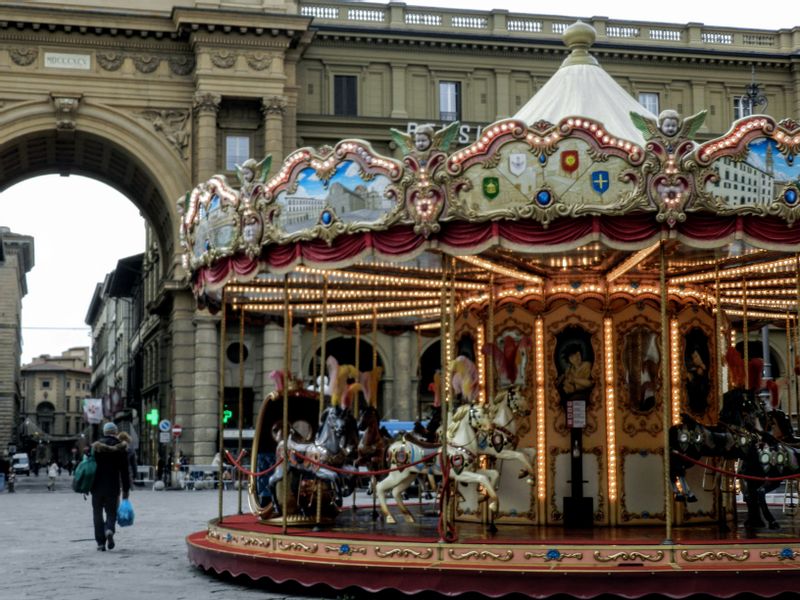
561,20,599,67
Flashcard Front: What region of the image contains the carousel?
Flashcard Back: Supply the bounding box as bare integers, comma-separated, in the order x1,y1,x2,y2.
183,22,800,599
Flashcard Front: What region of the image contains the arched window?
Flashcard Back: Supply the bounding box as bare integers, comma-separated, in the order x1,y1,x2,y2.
36,401,56,435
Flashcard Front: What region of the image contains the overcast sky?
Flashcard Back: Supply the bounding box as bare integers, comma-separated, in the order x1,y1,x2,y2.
0,1,794,364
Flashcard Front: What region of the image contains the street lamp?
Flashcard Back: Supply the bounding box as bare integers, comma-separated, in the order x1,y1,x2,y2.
744,66,768,115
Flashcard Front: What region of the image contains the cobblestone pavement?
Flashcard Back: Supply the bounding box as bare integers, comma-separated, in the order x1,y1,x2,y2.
0,471,337,600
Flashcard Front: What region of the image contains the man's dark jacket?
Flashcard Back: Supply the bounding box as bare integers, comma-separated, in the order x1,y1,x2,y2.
91,436,131,498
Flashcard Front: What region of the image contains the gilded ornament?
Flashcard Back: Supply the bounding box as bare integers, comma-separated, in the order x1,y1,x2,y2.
525,549,583,561
593,550,664,562
447,549,514,562
680,549,749,562
276,541,318,553
374,547,434,559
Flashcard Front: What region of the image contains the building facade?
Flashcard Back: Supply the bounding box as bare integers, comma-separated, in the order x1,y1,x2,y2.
0,227,33,458
0,0,798,461
19,347,91,466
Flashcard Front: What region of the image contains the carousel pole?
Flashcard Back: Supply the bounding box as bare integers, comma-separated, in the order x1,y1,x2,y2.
795,254,800,429
785,314,793,416
487,274,495,404
659,241,673,545
217,289,227,524
416,327,423,420
311,320,318,392
439,253,451,541
743,279,749,390
236,306,246,514
281,274,292,534
448,257,459,530
353,320,360,512
317,274,328,526
715,265,724,401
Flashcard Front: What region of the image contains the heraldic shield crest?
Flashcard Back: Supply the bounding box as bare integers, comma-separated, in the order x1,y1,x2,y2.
482,176,500,200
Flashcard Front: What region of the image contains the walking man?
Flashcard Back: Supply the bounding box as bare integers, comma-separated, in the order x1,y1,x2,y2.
91,421,131,551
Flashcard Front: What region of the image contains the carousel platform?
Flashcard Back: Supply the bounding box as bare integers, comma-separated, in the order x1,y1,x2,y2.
187,501,800,599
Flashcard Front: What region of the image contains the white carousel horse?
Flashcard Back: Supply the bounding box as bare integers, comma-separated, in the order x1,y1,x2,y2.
478,385,535,483
376,403,499,524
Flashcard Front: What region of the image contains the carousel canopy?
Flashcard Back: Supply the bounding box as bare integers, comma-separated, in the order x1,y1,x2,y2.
512,21,656,146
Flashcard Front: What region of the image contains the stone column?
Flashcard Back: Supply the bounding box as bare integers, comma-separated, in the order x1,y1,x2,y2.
390,64,408,119
192,314,220,462
495,69,510,120
193,91,221,183
170,290,196,455
262,96,286,173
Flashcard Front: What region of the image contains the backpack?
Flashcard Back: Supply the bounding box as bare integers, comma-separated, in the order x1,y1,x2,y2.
72,451,97,494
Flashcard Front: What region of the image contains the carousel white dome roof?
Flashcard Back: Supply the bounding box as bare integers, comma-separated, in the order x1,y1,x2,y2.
513,21,656,146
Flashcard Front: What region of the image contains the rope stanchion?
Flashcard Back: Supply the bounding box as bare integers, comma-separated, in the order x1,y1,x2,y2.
225,450,284,478
289,449,440,478
672,450,800,483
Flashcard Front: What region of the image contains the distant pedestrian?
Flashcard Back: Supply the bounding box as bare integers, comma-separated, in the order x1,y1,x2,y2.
91,422,131,551
47,460,58,491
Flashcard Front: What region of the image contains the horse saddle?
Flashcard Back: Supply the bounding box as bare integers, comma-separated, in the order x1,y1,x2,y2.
403,432,440,449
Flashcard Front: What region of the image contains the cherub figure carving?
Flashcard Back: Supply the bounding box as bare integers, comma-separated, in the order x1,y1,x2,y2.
389,121,460,159
235,155,272,203
630,109,707,144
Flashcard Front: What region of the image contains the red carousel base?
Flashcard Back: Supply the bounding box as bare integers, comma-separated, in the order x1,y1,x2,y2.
187,505,800,598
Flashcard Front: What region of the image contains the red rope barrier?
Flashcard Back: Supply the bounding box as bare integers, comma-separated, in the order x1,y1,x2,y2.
288,448,440,477
224,450,284,477
672,450,800,483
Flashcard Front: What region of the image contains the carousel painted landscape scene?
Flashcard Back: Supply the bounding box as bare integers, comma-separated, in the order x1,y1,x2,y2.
179,22,800,600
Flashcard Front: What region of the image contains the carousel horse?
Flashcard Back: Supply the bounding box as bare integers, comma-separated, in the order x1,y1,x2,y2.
376,403,499,524
478,385,535,483
267,359,360,517
669,351,800,530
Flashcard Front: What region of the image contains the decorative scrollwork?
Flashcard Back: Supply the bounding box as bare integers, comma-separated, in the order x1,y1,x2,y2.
324,544,367,556
277,541,318,553
247,54,272,71
448,549,514,562
374,547,434,559
680,549,749,562
760,548,798,560
593,550,664,562
525,549,583,561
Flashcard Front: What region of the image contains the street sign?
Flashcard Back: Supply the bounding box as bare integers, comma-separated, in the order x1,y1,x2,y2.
158,419,172,432
159,431,171,443
172,424,182,437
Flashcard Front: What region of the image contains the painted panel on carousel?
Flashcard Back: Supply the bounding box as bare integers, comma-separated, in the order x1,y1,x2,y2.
445,118,645,226
180,174,240,269
691,116,800,223
273,159,397,235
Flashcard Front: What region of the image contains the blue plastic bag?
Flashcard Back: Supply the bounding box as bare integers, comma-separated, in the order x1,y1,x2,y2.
117,498,135,527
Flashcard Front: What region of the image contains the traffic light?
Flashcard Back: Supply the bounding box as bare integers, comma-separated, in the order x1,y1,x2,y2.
145,408,159,426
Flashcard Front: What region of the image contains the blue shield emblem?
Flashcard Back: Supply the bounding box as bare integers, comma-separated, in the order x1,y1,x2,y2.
591,171,610,195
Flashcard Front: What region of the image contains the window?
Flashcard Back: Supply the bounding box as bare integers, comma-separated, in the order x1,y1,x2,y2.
733,96,752,120
41,380,50,389
439,81,461,122
334,75,358,116
638,92,659,116
66,380,71,389
225,135,250,171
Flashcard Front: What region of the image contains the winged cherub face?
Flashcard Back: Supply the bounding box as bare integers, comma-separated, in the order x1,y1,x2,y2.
414,131,432,152
658,110,681,137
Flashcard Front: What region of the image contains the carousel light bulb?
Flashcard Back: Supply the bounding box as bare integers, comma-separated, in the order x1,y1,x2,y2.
604,318,618,503
535,318,546,502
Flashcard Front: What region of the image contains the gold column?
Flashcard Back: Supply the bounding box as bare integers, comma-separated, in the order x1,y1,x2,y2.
217,290,227,523
659,242,673,544
281,275,292,534
236,307,246,514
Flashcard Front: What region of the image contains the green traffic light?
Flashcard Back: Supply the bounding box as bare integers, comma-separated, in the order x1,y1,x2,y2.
145,408,159,426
